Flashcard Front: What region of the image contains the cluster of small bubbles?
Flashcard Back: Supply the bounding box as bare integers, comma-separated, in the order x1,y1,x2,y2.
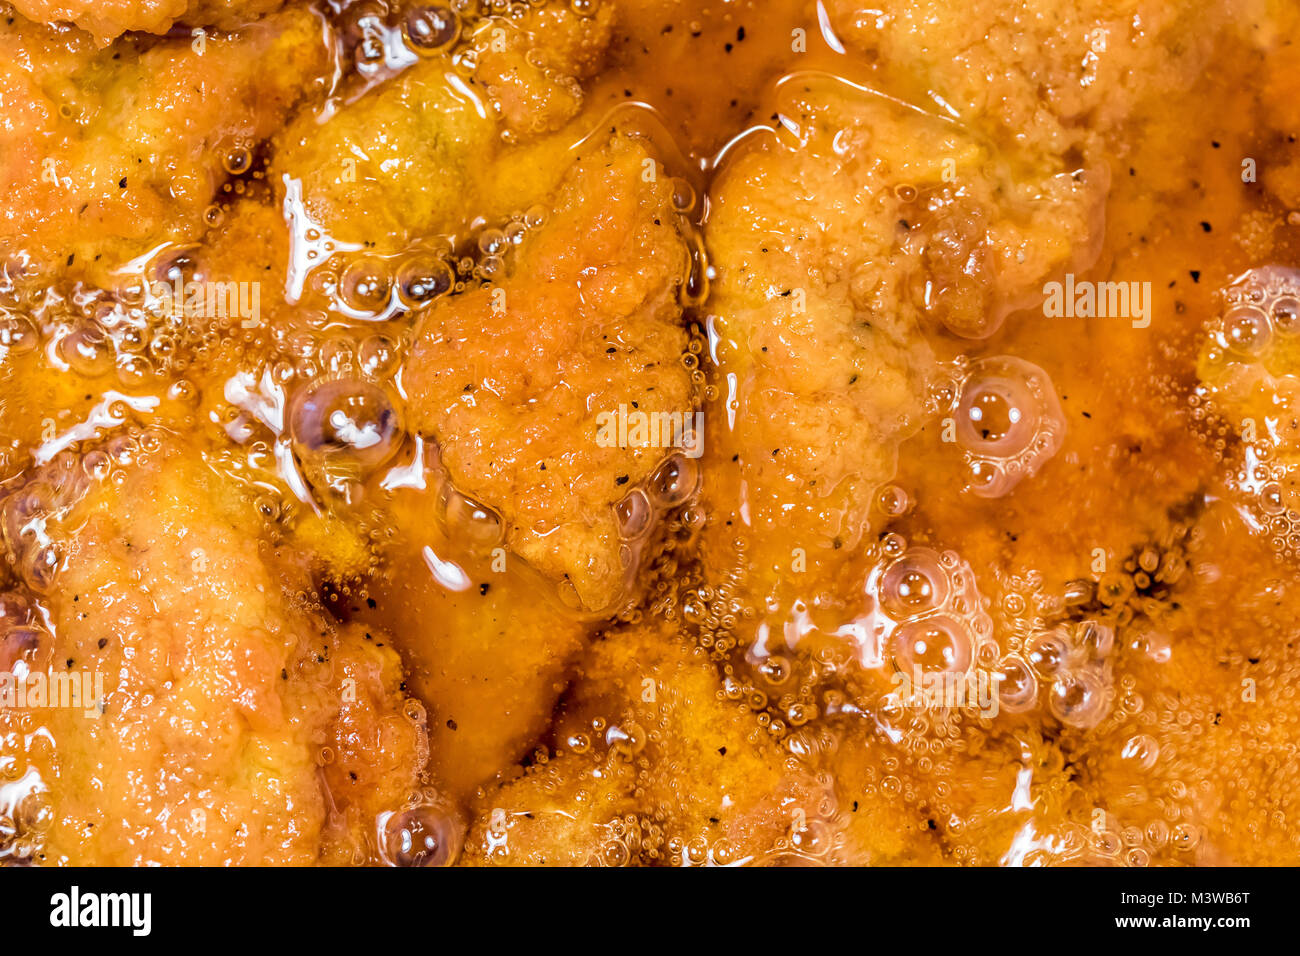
1091,537,1192,627
646,453,699,511
1014,618,1115,729
857,542,998,721
0,441,131,592
627,493,713,626
1195,266,1300,558
669,177,697,214
948,356,1066,498
894,183,918,203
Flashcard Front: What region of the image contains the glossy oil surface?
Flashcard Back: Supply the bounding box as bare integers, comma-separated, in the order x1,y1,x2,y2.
0,0,1299,866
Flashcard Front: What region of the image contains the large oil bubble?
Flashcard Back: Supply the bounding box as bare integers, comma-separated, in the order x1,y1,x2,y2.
379,803,463,867
1047,666,1110,729
288,377,404,491
892,615,972,674
950,356,1065,498
994,653,1038,713
879,547,950,618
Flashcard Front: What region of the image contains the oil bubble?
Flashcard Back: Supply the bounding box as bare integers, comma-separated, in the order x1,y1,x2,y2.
995,653,1038,713
891,615,972,674
951,356,1065,498
221,145,253,176
57,324,114,377
380,805,462,867
442,487,504,550
359,334,400,377
0,315,38,354
647,453,698,508
339,257,393,315
403,6,460,55
1025,628,1070,677
880,547,949,618
288,377,404,483
1120,733,1160,771
1047,667,1110,729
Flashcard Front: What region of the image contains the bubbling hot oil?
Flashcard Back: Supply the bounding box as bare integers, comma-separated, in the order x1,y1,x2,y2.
0,0,1297,867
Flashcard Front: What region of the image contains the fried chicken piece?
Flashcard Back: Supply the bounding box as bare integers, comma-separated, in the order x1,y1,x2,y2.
472,0,613,138
272,55,504,253
464,620,821,866
272,1,613,252
0,434,426,865
461,754,640,866
10,0,284,44
0,9,327,282
823,729,948,865
701,77,1096,648
823,0,1235,161
404,135,695,612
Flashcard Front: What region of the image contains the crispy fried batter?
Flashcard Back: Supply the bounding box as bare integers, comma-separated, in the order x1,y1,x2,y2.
464,620,821,866
272,2,613,252
0,9,327,281
10,0,285,44
404,135,695,612
0,436,425,864
701,77,1097,643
